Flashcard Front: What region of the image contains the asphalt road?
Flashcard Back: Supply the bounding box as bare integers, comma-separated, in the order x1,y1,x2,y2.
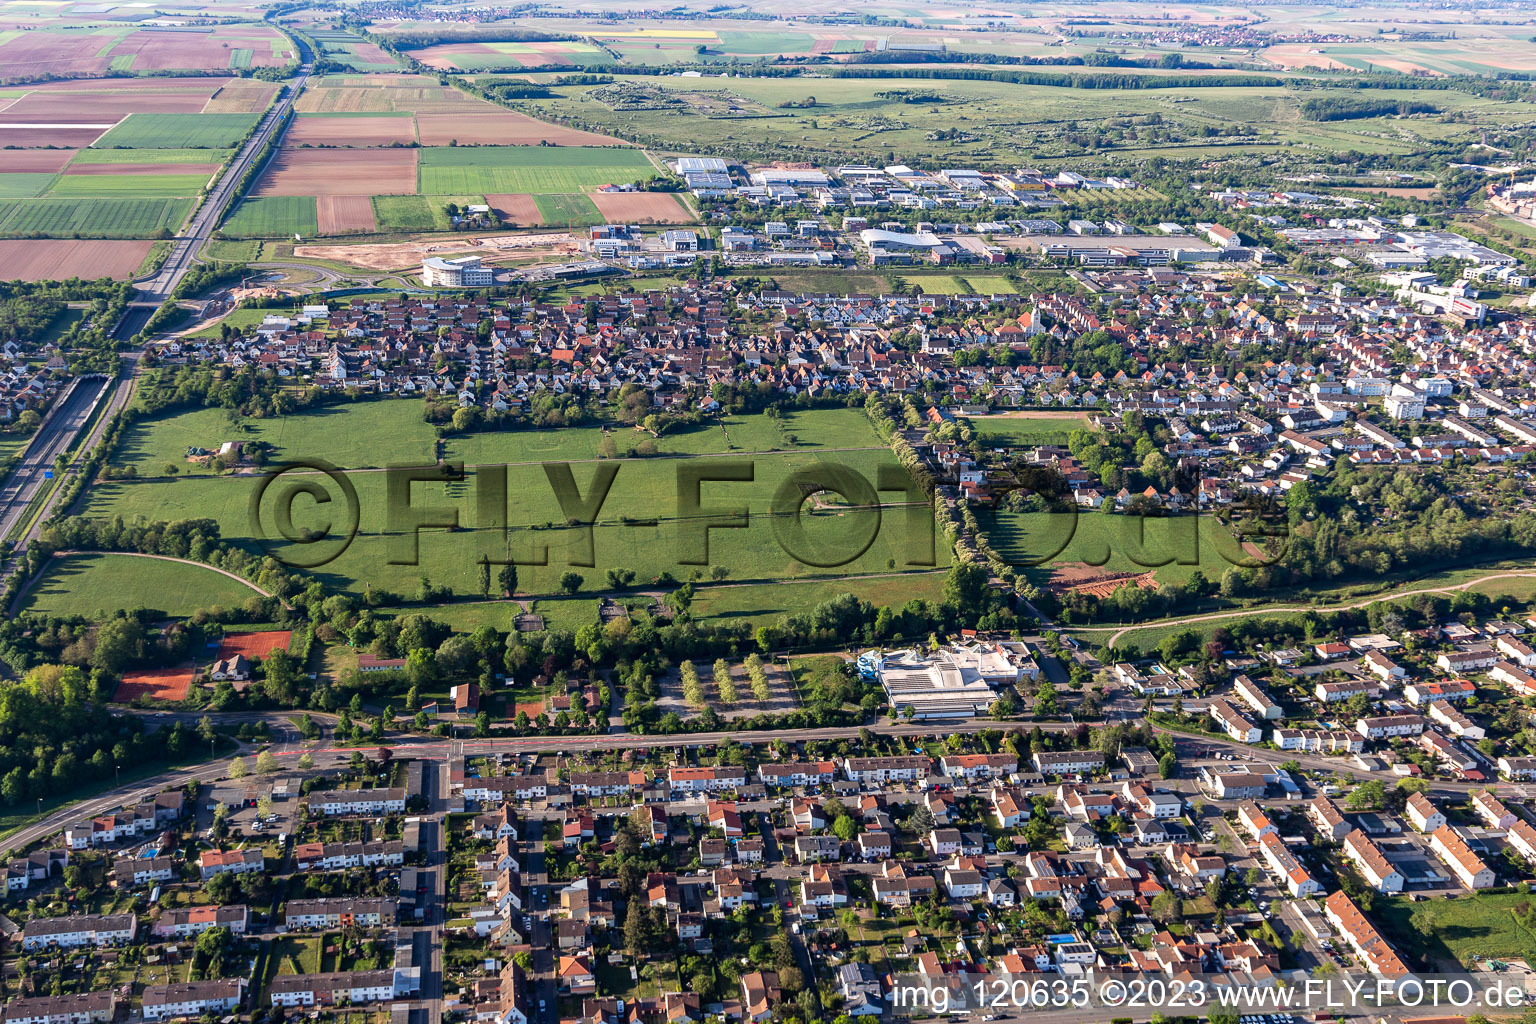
137,66,310,302
0,374,107,543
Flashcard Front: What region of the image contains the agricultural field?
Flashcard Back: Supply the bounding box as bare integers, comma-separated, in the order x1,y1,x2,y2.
416,146,656,195
0,79,271,241
82,403,933,603
227,74,650,238
307,27,406,72
410,39,614,71
92,112,259,150
20,552,263,620
221,196,320,239
588,191,692,224
0,239,157,282
370,195,485,233
0,198,194,239
0,23,291,80
254,148,419,196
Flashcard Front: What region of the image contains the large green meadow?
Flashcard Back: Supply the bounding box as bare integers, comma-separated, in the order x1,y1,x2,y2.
21,552,263,619
80,403,943,602
416,146,654,194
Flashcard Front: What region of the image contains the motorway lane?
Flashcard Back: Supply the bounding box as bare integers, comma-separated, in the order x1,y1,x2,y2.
0,375,107,542
136,67,310,302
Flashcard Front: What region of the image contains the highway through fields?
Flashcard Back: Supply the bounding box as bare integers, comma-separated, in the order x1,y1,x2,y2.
0,374,107,544
0,63,312,574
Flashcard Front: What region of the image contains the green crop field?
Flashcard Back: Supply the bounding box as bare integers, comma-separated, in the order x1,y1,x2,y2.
532,193,602,227
0,197,192,238
70,148,234,165
715,30,814,54
417,146,654,195
85,403,937,603
21,552,263,619
47,173,209,198
92,112,260,149
221,196,320,238
0,174,56,199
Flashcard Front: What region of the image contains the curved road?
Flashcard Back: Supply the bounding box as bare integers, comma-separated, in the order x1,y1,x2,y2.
1083,569,1536,646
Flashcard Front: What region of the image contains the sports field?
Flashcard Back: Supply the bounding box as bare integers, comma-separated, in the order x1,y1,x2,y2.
417,146,655,195
216,630,293,660
115,666,195,703
966,412,1090,446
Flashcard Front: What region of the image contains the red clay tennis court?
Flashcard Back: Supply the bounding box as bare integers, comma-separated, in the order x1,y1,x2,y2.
216,630,294,661
116,666,194,702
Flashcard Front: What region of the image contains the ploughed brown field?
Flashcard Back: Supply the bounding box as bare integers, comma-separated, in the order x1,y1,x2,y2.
0,149,77,171
0,239,154,281
484,193,544,226
0,27,290,79
3,88,211,120
0,31,123,78
414,112,625,147
589,190,691,224
0,127,107,148
317,195,378,234
253,147,418,196
286,114,417,147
